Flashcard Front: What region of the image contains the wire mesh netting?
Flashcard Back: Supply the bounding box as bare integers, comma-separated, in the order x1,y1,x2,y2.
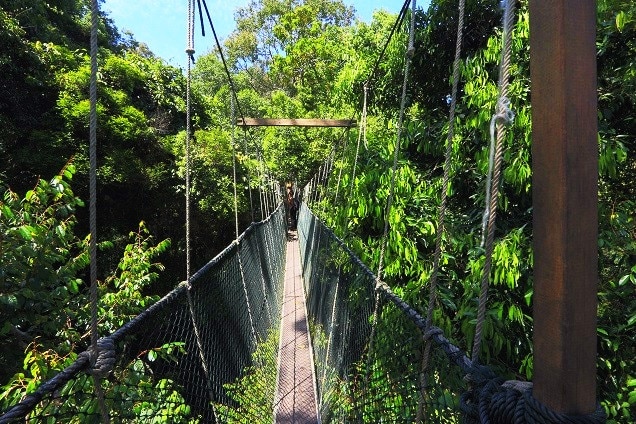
298,202,467,423
0,206,287,424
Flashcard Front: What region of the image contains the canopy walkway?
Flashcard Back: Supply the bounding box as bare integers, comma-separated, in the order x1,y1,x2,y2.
0,0,609,422
0,203,462,422
0,200,606,423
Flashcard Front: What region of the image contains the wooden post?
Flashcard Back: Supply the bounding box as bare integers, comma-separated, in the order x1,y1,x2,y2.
530,0,598,415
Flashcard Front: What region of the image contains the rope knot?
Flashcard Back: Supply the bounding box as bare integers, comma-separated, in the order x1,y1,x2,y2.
493,96,515,126
186,48,196,64
85,337,116,378
423,326,443,341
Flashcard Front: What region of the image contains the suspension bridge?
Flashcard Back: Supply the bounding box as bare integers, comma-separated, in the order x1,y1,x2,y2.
0,0,608,422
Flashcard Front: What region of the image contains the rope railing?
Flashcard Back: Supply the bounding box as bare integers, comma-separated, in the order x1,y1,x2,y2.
0,206,286,424
298,201,466,422
297,202,606,423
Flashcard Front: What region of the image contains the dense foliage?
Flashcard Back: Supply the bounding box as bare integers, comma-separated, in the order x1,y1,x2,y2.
1,0,634,422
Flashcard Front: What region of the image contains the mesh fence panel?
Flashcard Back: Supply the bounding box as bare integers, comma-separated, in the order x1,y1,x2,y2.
298,202,467,423
1,206,286,424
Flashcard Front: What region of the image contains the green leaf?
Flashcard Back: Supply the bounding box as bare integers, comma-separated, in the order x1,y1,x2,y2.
616,11,626,32
18,226,34,240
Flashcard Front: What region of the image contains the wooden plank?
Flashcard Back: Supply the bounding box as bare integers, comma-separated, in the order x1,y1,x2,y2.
274,234,319,423
237,118,356,127
529,0,598,415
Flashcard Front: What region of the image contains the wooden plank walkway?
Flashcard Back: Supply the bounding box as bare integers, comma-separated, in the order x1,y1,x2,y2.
274,231,319,423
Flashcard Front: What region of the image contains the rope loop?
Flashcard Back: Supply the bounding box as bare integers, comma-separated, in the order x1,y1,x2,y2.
481,95,514,248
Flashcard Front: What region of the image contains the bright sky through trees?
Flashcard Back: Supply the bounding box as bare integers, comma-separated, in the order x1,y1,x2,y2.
102,0,430,69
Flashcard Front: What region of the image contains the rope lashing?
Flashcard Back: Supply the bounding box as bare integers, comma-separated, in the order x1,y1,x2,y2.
0,354,93,423
82,337,116,378
481,96,515,247
472,0,516,364
460,377,607,424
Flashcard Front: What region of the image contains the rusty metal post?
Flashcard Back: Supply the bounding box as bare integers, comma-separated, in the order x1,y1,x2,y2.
529,0,598,415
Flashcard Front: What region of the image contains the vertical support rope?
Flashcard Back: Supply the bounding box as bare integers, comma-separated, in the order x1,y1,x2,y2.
231,95,240,239
349,84,368,199
185,0,195,286
88,1,109,422
472,0,516,364
375,0,416,285
243,132,255,222
322,269,340,390
333,129,350,206
416,0,465,421
184,2,218,419
366,0,416,406
258,156,265,220
238,245,259,346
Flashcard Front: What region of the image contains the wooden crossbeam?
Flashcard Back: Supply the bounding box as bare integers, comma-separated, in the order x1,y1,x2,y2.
236,118,356,127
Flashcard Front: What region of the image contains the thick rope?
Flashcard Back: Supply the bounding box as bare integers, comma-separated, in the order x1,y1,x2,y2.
481,96,514,246
88,1,110,421
472,0,516,364
364,0,412,87
461,378,606,423
198,0,245,122
417,0,466,421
